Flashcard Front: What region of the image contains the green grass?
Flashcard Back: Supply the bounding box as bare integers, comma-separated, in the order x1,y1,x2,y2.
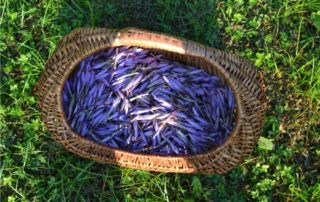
1,0,319,201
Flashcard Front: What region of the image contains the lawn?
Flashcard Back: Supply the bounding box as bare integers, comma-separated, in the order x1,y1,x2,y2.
0,0,319,201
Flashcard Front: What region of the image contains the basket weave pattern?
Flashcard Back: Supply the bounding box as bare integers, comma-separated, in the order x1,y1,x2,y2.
34,28,266,174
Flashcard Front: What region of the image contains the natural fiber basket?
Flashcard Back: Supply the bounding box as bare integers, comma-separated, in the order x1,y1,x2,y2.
34,27,266,174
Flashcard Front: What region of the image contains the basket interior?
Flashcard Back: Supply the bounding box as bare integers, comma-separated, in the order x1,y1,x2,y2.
61,45,238,157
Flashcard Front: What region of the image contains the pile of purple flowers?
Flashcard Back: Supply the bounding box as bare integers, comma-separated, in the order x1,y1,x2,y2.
62,46,235,155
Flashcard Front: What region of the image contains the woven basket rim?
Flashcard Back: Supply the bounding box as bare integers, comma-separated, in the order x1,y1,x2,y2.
35,27,266,173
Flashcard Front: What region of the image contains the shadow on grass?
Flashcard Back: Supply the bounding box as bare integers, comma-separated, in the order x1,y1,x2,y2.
57,0,223,48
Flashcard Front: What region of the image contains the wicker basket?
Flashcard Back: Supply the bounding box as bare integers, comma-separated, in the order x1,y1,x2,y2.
34,27,266,174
